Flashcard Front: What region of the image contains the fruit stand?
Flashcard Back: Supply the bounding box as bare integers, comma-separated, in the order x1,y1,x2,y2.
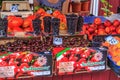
0,0,120,80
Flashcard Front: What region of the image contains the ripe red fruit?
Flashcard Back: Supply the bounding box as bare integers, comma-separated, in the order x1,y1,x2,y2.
97,29,106,35
82,24,89,32
104,20,111,27
88,27,95,33
111,32,117,35
19,63,29,73
116,27,120,34
105,27,111,34
113,20,120,27
110,25,116,31
98,24,105,29
94,18,102,25
21,54,33,63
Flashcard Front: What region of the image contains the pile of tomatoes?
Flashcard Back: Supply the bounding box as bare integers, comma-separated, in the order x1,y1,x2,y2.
81,18,120,40
7,8,67,33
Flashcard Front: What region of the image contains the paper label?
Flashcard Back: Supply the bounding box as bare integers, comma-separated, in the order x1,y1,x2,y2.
59,62,74,73
105,36,119,45
53,37,63,45
0,66,14,78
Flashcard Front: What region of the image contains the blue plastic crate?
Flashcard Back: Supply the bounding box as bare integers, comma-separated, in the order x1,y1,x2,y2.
84,16,107,24
108,55,120,75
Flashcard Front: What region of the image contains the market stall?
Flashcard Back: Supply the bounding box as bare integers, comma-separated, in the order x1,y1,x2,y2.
0,0,120,80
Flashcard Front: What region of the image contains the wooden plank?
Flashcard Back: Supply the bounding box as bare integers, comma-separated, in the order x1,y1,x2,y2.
32,76,43,80
21,78,32,80
42,76,52,80
82,72,92,80
72,74,82,80
109,70,119,80
109,0,119,13
52,75,63,80
62,75,73,80
91,70,110,80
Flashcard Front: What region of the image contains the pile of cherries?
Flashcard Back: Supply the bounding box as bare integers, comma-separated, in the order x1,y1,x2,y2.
0,37,53,52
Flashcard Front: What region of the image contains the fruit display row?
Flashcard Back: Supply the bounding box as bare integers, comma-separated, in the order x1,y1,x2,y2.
0,51,52,78
0,35,90,53
102,36,120,76
53,47,107,75
53,35,90,48
81,17,120,40
0,37,53,52
5,8,84,37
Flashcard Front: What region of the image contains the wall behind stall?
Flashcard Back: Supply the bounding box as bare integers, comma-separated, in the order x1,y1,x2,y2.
99,0,120,16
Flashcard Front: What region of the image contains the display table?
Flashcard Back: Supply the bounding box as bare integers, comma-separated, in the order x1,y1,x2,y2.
8,70,118,80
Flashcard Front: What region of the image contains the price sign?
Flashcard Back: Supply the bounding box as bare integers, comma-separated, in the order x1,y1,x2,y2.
105,36,119,45
53,37,63,45
0,66,14,78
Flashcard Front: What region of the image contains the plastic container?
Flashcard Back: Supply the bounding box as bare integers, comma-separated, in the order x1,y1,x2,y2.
51,18,60,36
43,16,51,33
108,55,120,75
66,14,78,35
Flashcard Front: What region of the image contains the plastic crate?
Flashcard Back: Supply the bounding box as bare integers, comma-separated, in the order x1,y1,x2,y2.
108,55,120,76
84,16,107,24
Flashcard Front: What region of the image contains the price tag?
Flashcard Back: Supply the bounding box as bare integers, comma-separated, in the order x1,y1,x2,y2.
53,37,63,45
0,66,14,78
105,36,119,45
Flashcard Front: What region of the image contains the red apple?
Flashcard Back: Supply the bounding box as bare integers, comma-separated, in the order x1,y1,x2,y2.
104,20,111,27
113,20,120,27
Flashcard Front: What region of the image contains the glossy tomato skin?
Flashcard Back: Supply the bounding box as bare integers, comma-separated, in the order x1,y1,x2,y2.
94,18,102,25
52,10,61,17
21,54,33,63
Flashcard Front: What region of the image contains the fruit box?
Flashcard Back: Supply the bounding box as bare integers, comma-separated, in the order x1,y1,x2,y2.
0,51,52,79
83,16,107,24
108,55,120,76
53,35,90,48
1,1,33,18
91,34,120,47
54,47,107,75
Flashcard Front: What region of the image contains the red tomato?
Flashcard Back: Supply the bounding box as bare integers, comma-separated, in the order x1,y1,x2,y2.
0,60,7,66
36,8,45,15
24,27,33,32
94,18,102,25
9,58,19,66
33,61,40,67
52,10,61,17
21,54,33,63
22,19,31,28
1,56,9,61
19,63,29,73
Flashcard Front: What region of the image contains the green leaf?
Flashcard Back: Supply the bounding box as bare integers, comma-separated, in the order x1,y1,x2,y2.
101,8,110,12
101,0,105,3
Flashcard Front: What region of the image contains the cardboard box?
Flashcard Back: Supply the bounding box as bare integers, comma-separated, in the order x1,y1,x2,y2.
1,1,33,18
54,47,107,75
0,51,52,78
